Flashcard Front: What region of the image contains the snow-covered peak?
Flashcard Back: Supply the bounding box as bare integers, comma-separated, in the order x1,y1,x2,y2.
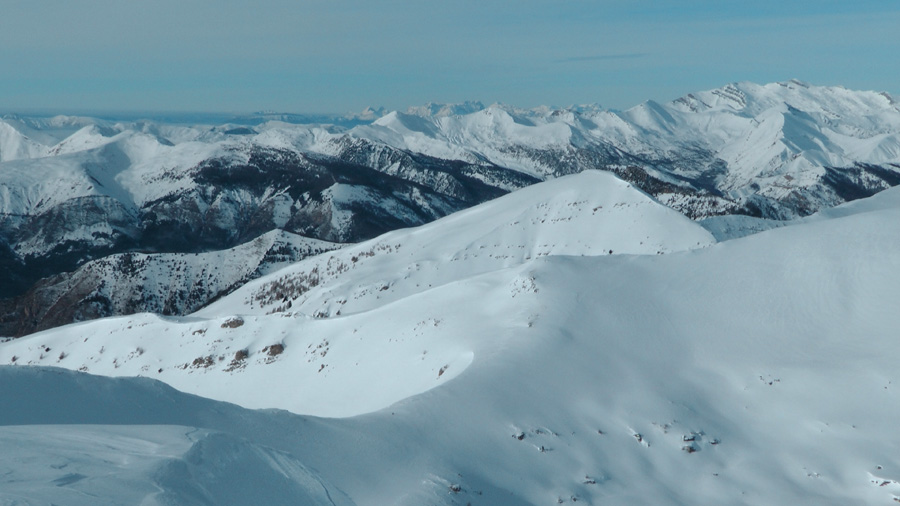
0,119,46,161
47,124,120,156
670,80,900,122
201,169,714,323
0,171,713,416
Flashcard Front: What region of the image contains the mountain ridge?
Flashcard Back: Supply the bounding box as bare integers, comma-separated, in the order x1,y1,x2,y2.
3,161,900,504
2,79,900,336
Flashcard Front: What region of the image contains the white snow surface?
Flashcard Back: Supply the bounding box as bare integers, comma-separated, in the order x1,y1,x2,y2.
199,170,715,321
0,120,47,162
4,169,900,503
0,367,355,506
3,171,714,418
3,180,900,503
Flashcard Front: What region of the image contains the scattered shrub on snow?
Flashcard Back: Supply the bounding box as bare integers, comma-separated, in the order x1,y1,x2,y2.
221,317,244,329
191,355,215,368
225,349,250,372
263,344,284,357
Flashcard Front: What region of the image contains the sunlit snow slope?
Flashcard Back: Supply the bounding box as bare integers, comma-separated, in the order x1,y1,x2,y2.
3,172,900,505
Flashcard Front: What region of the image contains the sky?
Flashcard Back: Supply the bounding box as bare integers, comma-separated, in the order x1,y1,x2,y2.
1,0,898,115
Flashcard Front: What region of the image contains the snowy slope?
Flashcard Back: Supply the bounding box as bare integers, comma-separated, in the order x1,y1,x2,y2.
0,425,357,506
199,170,715,319
4,82,900,505
0,119,48,161
3,169,900,503
3,185,900,504
0,126,217,221
2,171,714,416
0,367,355,506
0,114,109,145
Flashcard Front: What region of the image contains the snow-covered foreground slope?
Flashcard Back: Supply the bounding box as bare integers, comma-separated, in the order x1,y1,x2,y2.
0,425,357,506
0,367,355,506
3,171,900,504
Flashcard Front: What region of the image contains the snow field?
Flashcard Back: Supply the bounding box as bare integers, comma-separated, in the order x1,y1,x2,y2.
2,148,900,503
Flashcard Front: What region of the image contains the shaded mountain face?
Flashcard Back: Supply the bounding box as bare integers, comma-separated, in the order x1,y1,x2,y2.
0,140,534,302
0,230,344,337
2,80,900,335
0,138,533,335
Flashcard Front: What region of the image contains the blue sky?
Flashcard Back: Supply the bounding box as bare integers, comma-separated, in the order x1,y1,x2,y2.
1,0,898,114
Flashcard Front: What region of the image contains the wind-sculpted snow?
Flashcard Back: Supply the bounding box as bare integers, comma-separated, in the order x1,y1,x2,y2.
0,367,356,506
4,85,900,502
3,179,900,503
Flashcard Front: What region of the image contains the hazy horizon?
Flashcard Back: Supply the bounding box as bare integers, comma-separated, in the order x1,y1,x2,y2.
2,1,898,114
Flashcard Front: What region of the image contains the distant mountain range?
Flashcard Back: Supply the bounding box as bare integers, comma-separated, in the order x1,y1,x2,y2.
2,79,899,335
